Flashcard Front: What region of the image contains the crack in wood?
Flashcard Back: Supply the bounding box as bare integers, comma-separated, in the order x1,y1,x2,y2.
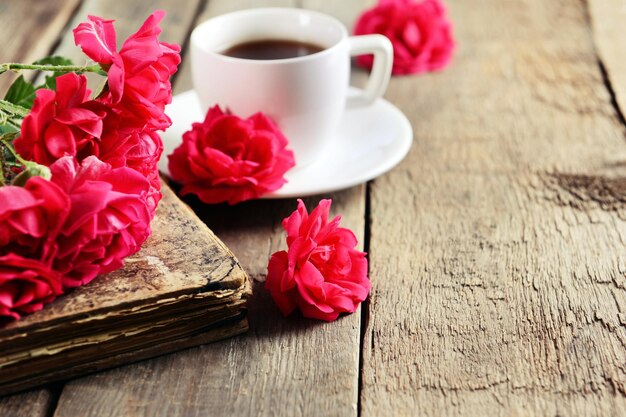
581,0,626,135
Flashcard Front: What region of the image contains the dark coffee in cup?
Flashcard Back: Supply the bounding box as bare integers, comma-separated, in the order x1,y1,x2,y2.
221,39,324,60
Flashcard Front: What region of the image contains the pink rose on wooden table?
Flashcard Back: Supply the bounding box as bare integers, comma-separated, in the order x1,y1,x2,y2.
14,73,106,166
266,199,371,322
355,0,455,75
168,106,295,205
0,254,62,321
48,156,152,289
73,10,181,131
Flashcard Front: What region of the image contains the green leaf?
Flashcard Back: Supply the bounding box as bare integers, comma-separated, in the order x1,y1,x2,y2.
4,75,36,109
42,73,61,90
33,56,76,90
0,124,18,134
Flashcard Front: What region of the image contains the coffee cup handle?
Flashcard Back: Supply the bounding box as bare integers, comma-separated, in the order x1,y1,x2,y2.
346,34,393,107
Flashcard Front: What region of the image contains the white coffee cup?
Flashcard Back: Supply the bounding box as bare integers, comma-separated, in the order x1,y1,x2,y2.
191,8,393,168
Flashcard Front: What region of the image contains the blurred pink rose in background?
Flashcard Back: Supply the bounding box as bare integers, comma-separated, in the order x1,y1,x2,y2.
355,0,455,75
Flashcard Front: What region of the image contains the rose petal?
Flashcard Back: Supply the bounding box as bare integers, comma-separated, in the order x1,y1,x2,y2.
73,16,117,64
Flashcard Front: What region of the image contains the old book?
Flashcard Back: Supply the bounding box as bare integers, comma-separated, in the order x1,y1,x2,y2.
0,183,251,395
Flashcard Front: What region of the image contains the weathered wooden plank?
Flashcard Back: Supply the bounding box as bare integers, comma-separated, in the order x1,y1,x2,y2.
361,0,626,416
52,1,366,416
0,0,82,95
0,389,58,417
588,0,626,120
0,0,82,414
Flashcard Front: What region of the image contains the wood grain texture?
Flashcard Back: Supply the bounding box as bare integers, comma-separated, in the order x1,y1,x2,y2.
52,1,367,416
588,0,626,120
0,0,82,95
361,0,626,416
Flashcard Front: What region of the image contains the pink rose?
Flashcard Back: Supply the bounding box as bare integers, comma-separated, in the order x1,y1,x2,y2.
354,0,455,75
13,76,163,219
124,131,163,211
71,10,176,213
168,106,295,205
0,179,70,259
97,120,164,217
73,10,181,131
265,199,371,321
0,182,68,321
0,186,52,257
14,73,106,165
0,254,62,321
0,155,153,318
48,156,152,288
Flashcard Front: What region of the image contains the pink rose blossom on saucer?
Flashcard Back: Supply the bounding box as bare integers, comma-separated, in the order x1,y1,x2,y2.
354,0,455,75
168,105,295,205
266,199,371,322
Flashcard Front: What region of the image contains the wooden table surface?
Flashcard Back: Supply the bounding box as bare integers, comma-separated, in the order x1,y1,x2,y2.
2,0,626,416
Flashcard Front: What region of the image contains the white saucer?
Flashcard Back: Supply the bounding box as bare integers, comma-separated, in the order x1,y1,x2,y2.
159,88,413,198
